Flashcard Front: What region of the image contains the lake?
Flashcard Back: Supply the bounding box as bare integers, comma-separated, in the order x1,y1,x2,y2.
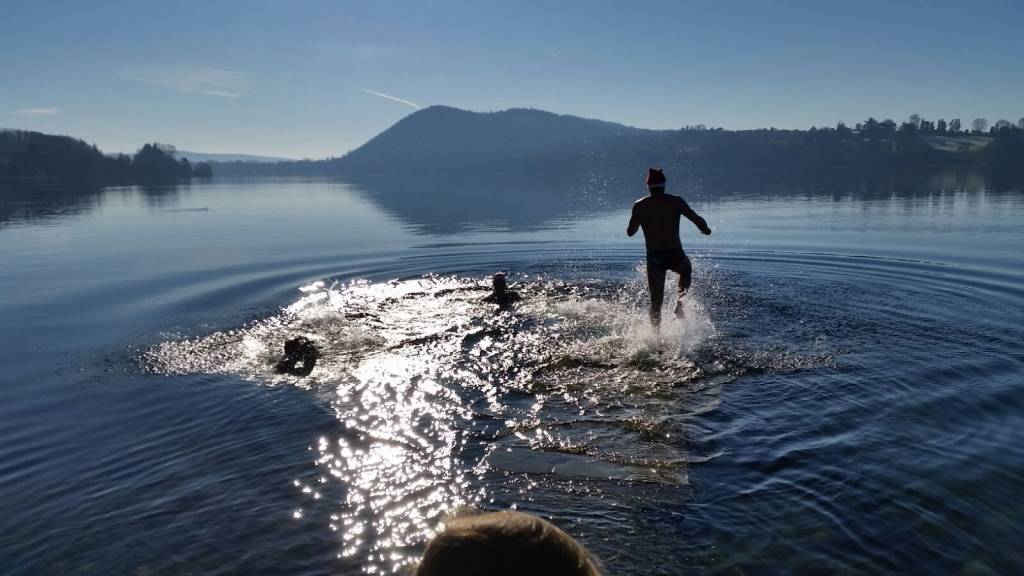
1,170,1022,575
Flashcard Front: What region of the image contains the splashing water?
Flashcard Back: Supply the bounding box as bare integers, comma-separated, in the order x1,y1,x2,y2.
143,271,829,572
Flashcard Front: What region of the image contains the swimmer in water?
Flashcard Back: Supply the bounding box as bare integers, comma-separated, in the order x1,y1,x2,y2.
627,168,712,329
274,336,319,376
482,271,521,306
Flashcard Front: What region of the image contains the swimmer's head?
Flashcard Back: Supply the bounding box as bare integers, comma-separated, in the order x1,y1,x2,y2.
646,167,666,192
414,510,602,576
283,337,302,356
283,337,312,356
492,272,508,293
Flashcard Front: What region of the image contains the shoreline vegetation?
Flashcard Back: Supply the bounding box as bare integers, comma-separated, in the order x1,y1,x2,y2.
3,107,1023,187
0,130,211,185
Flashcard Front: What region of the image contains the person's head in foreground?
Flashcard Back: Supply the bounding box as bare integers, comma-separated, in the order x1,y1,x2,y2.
646,167,666,193
414,510,602,576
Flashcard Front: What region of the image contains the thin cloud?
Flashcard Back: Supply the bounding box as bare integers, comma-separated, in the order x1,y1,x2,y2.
10,107,61,116
357,88,420,109
118,65,248,98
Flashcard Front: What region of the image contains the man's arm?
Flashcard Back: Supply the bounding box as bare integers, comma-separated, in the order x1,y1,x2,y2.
680,198,712,235
626,203,640,236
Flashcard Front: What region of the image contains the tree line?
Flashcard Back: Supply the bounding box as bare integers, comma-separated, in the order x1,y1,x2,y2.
851,114,1024,136
617,113,1024,171
5,110,1023,184
211,108,1024,178
850,114,1024,136
0,129,212,184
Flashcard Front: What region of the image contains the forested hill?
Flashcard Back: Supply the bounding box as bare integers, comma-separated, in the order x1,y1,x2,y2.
213,106,1024,177
6,108,1023,183
330,107,1024,173
328,105,654,172
0,129,212,184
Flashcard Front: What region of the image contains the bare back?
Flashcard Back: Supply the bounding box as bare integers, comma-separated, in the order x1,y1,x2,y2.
629,193,685,251
626,183,712,328
627,191,710,251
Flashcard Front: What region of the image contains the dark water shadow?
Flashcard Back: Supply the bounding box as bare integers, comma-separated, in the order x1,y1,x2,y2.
0,184,108,227
3,167,1020,232
0,183,187,228
338,166,1022,233
335,169,618,234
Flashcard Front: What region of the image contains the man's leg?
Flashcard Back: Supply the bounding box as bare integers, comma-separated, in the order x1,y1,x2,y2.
647,262,667,329
672,253,693,317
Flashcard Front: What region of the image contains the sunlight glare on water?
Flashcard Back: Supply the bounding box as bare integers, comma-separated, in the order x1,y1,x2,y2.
142,268,840,572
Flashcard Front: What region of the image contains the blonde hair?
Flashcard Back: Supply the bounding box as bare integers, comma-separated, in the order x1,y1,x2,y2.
414,510,602,576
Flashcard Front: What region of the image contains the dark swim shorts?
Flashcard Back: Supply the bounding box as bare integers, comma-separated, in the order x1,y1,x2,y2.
646,247,690,273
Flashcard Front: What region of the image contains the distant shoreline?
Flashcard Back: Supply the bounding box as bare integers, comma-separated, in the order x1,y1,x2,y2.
4,107,1022,187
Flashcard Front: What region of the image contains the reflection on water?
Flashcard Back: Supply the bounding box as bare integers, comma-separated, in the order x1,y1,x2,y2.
336,167,1024,234
0,184,107,226
3,167,1021,234
0,183,191,227
340,170,631,234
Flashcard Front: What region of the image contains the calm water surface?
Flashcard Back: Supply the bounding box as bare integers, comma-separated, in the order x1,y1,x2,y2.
1,174,1022,575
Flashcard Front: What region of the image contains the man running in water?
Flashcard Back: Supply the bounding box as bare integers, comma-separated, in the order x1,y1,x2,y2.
627,168,712,329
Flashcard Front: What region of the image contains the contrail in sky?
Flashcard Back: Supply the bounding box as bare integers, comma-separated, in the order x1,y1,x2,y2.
357,88,421,109
10,107,61,116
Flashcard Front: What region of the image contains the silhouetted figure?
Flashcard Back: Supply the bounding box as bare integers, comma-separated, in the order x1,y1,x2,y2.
627,168,712,329
274,337,319,376
483,272,521,306
414,510,603,576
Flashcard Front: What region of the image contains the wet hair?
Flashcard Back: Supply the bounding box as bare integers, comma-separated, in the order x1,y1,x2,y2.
414,510,602,576
283,337,306,356
275,337,318,376
492,272,508,291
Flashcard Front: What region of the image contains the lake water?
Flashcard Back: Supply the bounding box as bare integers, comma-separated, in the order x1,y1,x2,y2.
1,171,1022,575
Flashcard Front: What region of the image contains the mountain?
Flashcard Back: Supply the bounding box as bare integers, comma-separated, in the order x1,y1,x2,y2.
329,105,661,172
176,151,293,163
208,105,1021,178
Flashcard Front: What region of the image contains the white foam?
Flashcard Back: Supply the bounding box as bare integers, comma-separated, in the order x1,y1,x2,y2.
545,285,714,367
667,295,716,357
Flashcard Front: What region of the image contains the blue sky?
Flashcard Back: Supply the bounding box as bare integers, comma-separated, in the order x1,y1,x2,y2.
2,0,1021,158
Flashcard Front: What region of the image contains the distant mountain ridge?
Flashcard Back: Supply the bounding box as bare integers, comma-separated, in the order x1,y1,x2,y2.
299,105,1017,176
177,151,293,163
328,105,660,172
8,105,1019,185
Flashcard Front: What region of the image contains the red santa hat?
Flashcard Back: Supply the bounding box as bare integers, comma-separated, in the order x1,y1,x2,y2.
646,168,666,188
